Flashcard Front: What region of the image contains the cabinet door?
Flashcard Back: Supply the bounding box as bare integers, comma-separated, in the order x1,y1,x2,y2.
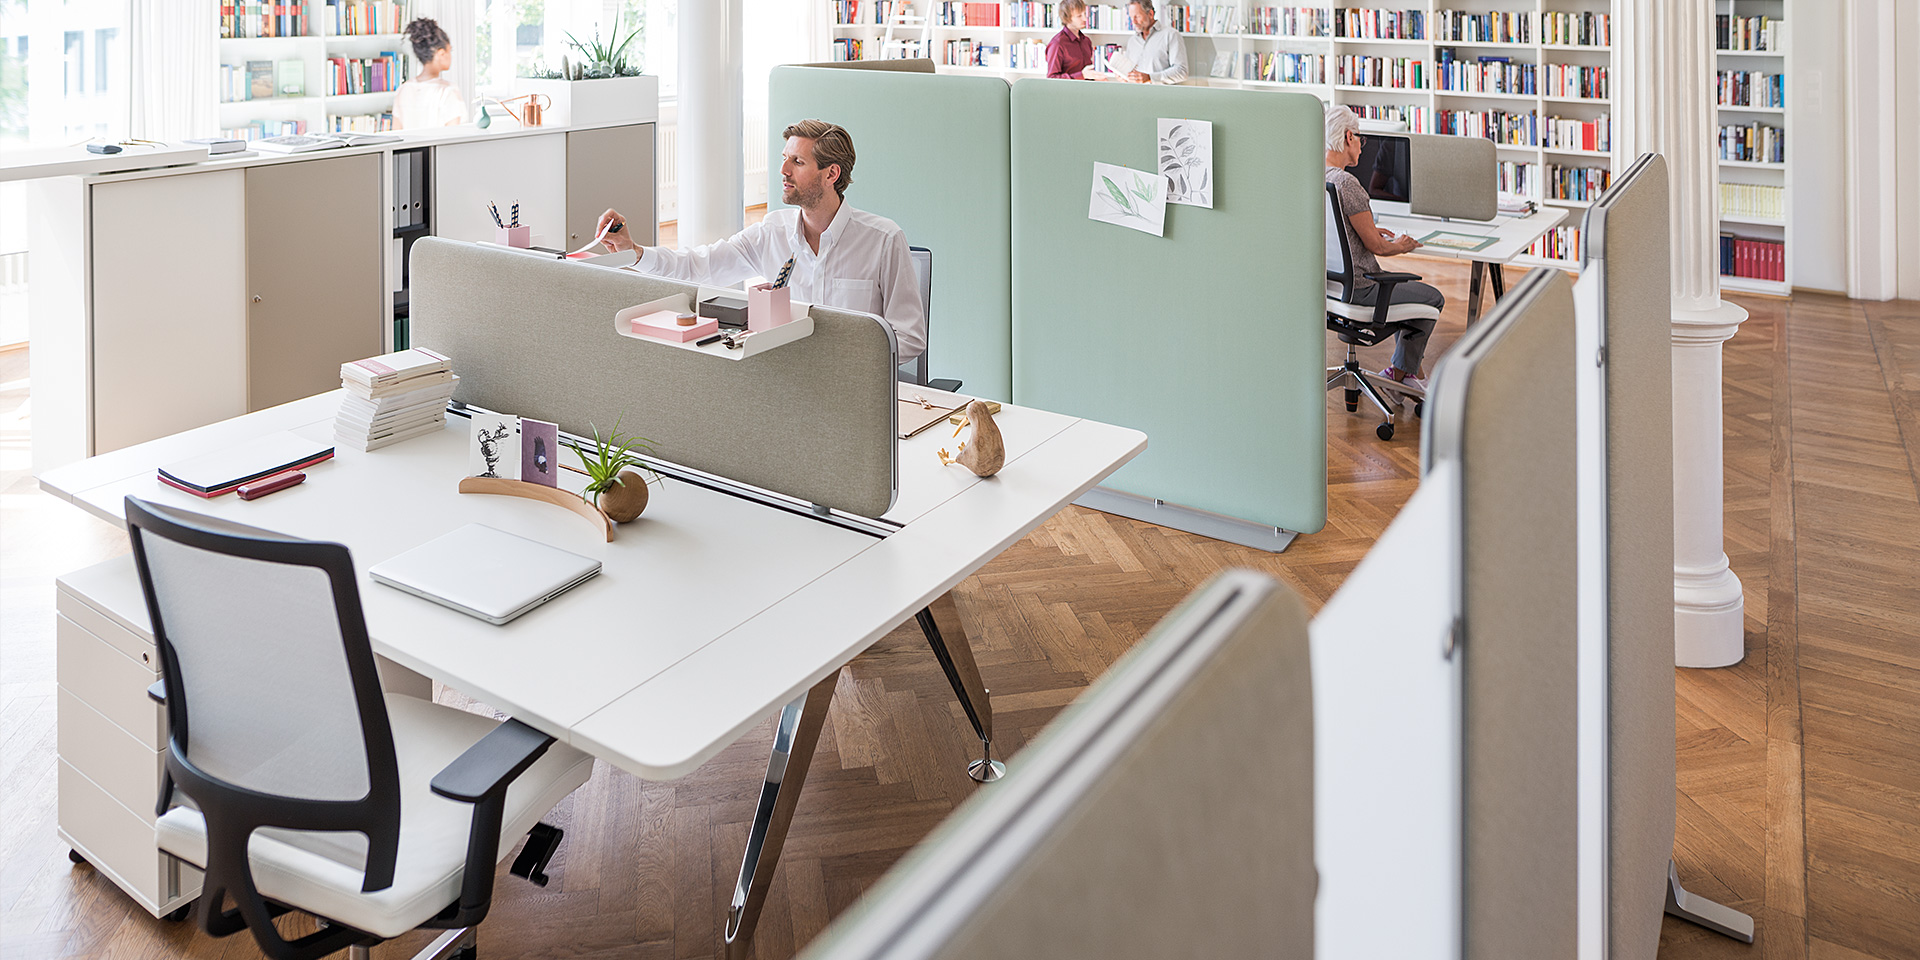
433,135,567,249
91,171,248,454
567,123,656,248
245,154,385,410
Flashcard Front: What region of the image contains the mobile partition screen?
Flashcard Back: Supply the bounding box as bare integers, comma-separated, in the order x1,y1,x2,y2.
1012,81,1328,542
768,66,1013,400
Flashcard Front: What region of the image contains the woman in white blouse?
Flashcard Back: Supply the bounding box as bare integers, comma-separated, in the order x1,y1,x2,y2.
393,18,469,129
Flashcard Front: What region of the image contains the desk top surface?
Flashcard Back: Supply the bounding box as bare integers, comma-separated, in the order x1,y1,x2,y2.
42,392,1144,780
1376,207,1569,264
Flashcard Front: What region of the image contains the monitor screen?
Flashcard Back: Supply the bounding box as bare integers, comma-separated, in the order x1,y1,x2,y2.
1345,135,1411,204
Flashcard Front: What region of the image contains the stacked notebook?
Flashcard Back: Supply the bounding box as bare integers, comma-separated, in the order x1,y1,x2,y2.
157,431,334,498
336,348,457,451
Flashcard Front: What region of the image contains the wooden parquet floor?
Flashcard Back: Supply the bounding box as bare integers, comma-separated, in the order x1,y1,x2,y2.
4,269,1919,959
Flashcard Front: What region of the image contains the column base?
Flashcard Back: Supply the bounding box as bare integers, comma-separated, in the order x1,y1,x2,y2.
1675,558,1745,668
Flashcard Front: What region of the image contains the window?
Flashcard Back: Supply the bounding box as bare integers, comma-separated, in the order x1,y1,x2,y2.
475,0,676,101
94,25,114,94
62,29,80,95
0,4,126,149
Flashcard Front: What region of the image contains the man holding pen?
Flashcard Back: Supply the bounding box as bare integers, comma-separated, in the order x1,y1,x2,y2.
597,119,927,361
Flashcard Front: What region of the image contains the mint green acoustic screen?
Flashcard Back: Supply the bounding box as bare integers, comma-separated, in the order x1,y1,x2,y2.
1011,81,1327,533
769,67,1013,400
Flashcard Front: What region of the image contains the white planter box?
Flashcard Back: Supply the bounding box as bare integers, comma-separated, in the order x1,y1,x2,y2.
513,75,659,127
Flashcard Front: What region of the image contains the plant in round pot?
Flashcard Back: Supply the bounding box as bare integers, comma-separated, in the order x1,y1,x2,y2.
568,417,659,523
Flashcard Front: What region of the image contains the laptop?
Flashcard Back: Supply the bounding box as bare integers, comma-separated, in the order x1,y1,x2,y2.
368,523,601,625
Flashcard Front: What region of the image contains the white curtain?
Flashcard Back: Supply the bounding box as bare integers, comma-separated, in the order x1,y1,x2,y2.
129,0,217,140
408,0,480,117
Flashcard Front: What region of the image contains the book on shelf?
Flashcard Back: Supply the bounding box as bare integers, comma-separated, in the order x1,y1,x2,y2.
277,59,305,96
221,2,309,39
247,60,275,99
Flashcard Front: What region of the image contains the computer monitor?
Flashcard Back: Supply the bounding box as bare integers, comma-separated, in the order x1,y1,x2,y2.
1345,134,1411,204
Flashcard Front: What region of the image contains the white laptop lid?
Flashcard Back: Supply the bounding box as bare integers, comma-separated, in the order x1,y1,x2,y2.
368,523,601,625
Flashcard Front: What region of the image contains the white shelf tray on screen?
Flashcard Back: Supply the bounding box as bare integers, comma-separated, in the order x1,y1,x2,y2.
612,291,814,361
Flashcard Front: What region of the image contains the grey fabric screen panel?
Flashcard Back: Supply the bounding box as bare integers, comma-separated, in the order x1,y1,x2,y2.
793,58,937,73
1584,154,1677,959
794,569,1314,960
407,238,898,517
768,66,1011,399
1408,133,1497,221
1425,269,1579,957
1011,81,1328,533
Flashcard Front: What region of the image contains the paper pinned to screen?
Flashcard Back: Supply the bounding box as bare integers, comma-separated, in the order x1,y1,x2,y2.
1159,118,1213,208
1088,161,1167,237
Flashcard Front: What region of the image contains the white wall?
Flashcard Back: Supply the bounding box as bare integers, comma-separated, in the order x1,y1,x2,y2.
1788,0,1848,293
1897,0,1920,299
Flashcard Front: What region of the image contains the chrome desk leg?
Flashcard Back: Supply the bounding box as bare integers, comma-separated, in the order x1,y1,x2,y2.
1489,262,1507,300
725,672,837,960
1664,859,1755,943
1467,260,1486,324
917,590,1004,783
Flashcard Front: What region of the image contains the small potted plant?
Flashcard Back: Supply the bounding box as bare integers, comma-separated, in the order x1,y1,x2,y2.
568,416,659,523
513,13,659,126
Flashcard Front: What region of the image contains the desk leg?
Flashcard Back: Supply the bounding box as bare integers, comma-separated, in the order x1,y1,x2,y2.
1467,260,1486,325
724,672,837,960
1489,262,1506,300
917,590,1004,783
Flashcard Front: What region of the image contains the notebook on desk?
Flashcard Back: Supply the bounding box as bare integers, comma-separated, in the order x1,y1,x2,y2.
368,523,601,625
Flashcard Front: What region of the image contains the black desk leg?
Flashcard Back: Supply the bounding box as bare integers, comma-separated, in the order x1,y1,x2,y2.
917,590,1004,783
1490,262,1506,300
1467,260,1486,325
724,671,838,960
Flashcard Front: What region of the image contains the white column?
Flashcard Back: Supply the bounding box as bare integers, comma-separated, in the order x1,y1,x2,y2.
677,0,744,246
1617,0,1749,668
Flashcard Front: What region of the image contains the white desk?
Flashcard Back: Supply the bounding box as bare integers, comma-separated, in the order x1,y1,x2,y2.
1375,207,1568,323
0,141,209,182
40,391,1145,955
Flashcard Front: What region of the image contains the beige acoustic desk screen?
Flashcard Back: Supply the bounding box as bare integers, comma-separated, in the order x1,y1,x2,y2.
1424,268,1579,958
1408,132,1497,221
407,237,899,518
796,569,1315,960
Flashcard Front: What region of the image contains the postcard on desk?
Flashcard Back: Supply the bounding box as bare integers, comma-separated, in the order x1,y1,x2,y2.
1417,230,1498,253
469,414,520,480
520,419,559,487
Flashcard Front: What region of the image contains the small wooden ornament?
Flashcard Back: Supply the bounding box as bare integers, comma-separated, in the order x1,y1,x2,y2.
596,469,651,522
938,400,1005,477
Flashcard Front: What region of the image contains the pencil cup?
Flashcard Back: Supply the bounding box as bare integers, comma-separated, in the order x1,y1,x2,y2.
747,283,792,332
496,226,530,248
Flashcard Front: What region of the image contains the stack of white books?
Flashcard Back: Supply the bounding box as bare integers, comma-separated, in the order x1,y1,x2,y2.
335,348,457,451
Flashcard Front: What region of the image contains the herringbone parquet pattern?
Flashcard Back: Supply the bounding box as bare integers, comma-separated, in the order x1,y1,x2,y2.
4,268,1918,959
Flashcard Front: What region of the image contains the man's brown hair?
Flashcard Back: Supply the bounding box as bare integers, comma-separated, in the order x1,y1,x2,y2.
783,119,855,197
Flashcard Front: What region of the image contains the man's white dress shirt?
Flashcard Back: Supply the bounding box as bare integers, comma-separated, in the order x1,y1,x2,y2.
635,203,927,361
1125,20,1189,83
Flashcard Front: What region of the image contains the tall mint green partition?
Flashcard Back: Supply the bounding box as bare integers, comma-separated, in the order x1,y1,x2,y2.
1011,81,1328,542
768,66,1012,400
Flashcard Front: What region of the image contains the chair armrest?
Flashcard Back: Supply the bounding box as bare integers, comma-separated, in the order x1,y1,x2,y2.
1363,271,1423,284
430,719,555,804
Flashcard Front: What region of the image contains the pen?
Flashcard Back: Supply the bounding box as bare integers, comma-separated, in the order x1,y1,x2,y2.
488,201,504,228
772,257,795,289
695,332,726,347
510,202,520,227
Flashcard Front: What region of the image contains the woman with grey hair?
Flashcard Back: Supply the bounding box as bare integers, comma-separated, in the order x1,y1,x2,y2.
1324,103,1444,389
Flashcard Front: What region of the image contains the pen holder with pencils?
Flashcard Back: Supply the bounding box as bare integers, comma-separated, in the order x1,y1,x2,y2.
747,283,792,332
495,225,531,248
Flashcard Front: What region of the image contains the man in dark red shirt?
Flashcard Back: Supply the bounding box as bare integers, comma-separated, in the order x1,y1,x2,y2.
1045,0,1095,79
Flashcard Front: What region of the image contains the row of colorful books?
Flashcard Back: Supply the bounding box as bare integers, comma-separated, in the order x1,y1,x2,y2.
221,2,306,39
1717,70,1784,109
1720,235,1785,282
327,52,408,95
220,60,302,101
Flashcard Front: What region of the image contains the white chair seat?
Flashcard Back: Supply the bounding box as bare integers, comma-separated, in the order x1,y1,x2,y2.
1325,298,1442,324
158,693,593,939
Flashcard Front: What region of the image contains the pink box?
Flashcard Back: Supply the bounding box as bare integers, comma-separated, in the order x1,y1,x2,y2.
747,283,792,332
628,309,718,343
495,225,530,248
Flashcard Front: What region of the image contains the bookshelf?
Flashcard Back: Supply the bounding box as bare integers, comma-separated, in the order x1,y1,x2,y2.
217,2,412,140
1713,0,1788,295
826,0,1615,273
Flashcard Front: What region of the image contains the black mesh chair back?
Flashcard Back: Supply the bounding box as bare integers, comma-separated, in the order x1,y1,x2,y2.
899,245,932,386
126,496,402,960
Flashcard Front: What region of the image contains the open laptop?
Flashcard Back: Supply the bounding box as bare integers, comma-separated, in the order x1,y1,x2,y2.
368,523,601,625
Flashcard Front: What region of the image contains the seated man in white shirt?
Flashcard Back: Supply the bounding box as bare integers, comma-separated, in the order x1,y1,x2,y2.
596,119,927,361
1121,0,1188,84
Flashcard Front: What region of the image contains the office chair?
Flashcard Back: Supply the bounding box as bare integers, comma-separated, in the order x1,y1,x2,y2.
900,245,964,392
125,497,596,960
1325,181,1437,441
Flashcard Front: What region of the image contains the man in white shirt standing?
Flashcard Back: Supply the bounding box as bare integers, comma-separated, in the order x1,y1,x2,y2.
596,119,927,361
1121,0,1189,84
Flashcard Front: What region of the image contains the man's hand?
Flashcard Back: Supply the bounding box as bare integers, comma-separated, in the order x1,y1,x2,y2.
1127,69,1150,83
597,209,635,253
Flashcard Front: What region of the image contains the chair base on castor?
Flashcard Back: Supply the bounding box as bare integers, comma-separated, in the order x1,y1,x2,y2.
1326,343,1421,441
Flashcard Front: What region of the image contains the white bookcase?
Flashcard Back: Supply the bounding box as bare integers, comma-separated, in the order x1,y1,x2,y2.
1713,0,1788,296
217,3,411,139
826,0,1615,273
